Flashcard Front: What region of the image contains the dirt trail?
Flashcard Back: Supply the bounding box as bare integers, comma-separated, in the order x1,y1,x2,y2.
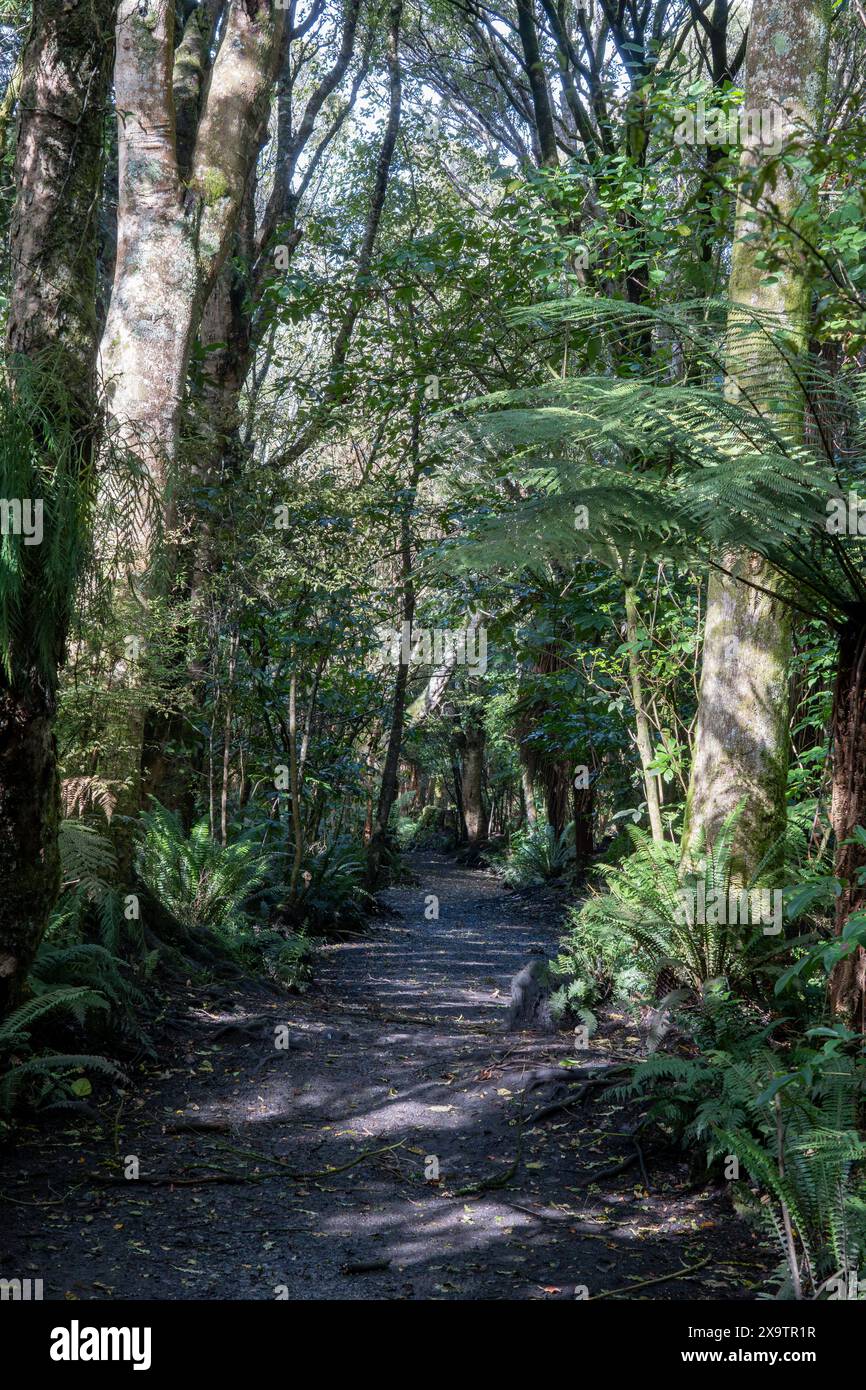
0,854,771,1300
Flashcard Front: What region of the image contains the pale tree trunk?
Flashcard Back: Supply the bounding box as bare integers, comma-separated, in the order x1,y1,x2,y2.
682,0,830,881
367,425,417,889
178,0,368,794
171,1,375,820
190,0,365,582
96,0,284,867
520,757,537,829
624,585,664,844
0,0,116,1013
460,715,489,848
406,611,483,725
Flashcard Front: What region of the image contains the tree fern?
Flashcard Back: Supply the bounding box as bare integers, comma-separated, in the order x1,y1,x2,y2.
500,822,575,886
438,293,866,630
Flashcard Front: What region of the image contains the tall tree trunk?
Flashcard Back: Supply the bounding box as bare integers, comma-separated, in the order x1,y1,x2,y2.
515,0,558,167
682,0,830,881
367,433,417,888
572,779,595,862
624,585,664,844
517,639,573,839
0,0,116,1013
542,757,572,840
829,617,866,1024
287,671,304,900
460,715,488,848
96,0,284,867
520,755,537,828
451,745,465,844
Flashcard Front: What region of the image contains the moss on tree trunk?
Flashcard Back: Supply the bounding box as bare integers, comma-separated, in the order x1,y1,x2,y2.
683,0,830,882
0,0,116,1012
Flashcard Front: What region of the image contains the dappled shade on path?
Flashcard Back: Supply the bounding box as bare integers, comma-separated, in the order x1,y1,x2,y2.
0,856,771,1300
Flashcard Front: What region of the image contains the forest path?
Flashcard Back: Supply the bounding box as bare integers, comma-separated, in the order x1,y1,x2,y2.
1,854,771,1300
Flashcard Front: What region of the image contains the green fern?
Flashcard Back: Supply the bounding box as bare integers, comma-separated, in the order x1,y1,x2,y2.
440,293,866,628
0,986,109,1046
136,800,272,935
0,1052,125,1114
570,809,789,996
53,819,145,956
500,822,575,887
612,990,866,1299
0,984,126,1125
278,838,372,932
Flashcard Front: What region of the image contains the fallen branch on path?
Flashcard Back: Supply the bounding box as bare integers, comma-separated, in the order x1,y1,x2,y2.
587,1256,711,1300
453,1125,523,1198
342,1259,392,1275
87,1171,258,1187
164,1118,235,1135
572,1152,639,1187
212,1138,407,1180
523,1062,634,1127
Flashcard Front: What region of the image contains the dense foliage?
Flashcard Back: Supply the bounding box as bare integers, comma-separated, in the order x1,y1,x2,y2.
2,0,866,1303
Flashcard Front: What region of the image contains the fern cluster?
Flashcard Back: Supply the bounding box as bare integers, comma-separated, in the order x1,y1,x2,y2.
277,838,372,933
0,359,94,686
499,822,576,887
613,998,866,1299
136,800,272,936
567,811,799,999
0,985,125,1125
552,897,648,1010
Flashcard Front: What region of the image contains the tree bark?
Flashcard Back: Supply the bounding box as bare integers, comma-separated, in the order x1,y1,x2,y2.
0,0,116,1013
460,715,489,848
515,0,558,167
624,585,664,844
572,779,595,862
682,0,830,881
367,433,417,888
828,617,866,1024
95,0,284,859
520,755,537,829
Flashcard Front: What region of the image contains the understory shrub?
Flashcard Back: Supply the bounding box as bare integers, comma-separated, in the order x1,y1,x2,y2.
551,898,648,1012
0,987,126,1132
500,822,575,887
136,800,318,982
561,806,866,1298
612,991,866,1299
277,838,373,933
396,804,448,850
137,800,272,935
568,815,800,1000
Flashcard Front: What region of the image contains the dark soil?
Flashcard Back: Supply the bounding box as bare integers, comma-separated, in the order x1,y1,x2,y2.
0,853,773,1300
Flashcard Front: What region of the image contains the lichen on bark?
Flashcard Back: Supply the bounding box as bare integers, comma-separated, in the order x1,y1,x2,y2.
682,0,830,883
